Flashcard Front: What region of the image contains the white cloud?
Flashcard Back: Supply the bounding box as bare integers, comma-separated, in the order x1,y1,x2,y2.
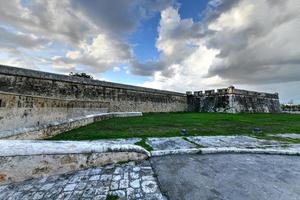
52,33,132,73
142,41,221,91
131,7,206,77
0,0,174,73
207,0,300,84
0,27,48,50
139,1,300,103
0,0,93,44
208,2,254,31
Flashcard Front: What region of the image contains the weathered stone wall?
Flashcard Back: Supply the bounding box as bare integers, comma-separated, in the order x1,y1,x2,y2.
281,104,300,113
0,65,187,136
0,92,109,133
190,86,281,113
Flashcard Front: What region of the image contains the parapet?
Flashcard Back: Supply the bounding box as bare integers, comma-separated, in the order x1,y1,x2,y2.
0,64,185,96
192,86,279,99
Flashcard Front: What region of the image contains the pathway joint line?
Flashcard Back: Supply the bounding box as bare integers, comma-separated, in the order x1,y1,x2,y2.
151,147,300,157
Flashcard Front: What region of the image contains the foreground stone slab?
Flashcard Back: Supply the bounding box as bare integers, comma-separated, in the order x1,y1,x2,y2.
149,135,300,156
0,140,149,185
0,160,165,200
151,154,300,200
187,135,283,148
147,137,197,151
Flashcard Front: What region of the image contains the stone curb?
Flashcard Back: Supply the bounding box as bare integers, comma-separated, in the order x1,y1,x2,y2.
0,140,150,185
151,148,201,156
0,140,150,157
151,147,300,157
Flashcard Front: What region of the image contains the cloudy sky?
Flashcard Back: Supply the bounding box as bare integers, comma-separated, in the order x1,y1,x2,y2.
0,0,299,103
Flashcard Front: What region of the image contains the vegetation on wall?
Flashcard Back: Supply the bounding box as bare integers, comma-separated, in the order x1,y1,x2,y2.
69,72,93,79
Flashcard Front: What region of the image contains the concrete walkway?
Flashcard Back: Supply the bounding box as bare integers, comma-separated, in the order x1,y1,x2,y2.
151,154,300,200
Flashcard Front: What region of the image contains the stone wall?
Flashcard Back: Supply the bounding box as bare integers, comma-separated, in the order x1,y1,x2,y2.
189,86,281,113
0,92,109,134
281,104,300,113
0,65,187,136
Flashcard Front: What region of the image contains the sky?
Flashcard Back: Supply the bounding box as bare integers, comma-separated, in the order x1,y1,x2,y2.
0,0,299,103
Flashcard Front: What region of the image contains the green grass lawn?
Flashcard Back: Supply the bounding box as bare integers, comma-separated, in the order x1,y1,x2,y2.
48,112,300,141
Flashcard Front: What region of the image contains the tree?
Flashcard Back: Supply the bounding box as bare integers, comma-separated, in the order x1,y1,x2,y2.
69,72,93,79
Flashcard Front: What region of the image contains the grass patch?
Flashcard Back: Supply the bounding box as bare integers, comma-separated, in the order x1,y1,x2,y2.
182,137,204,148
48,112,300,141
135,138,153,151
116,160,130,165
106,195,119,200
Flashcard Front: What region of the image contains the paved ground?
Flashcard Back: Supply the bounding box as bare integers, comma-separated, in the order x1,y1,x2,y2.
2,135,300,200
147,137,197,151
0,160,165,200
151,154,300,200
187,136,281,148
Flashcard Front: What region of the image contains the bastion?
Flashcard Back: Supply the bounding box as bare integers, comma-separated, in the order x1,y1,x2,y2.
187,86,281,113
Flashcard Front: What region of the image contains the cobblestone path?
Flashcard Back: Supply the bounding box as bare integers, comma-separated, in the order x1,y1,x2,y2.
0,160,165,200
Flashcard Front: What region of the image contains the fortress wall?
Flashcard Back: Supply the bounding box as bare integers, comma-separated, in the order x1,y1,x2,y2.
0,92,109,133
0,65,187,135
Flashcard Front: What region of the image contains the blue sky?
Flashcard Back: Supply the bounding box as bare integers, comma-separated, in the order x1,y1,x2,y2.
0,0,299,103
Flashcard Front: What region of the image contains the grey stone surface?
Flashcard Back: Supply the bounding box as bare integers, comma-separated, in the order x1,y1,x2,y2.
147,137,197,151
0,139,146,157
151,154,300,200
148,136,300,156
187,135,283,148
150,136,300,157
274,133,300,139
0,160,165,200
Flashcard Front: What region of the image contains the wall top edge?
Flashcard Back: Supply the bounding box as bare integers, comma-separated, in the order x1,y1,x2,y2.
189,86,279,99
0,65,185,97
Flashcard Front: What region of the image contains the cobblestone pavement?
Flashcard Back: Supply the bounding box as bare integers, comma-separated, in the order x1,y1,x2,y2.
0,160,165,200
